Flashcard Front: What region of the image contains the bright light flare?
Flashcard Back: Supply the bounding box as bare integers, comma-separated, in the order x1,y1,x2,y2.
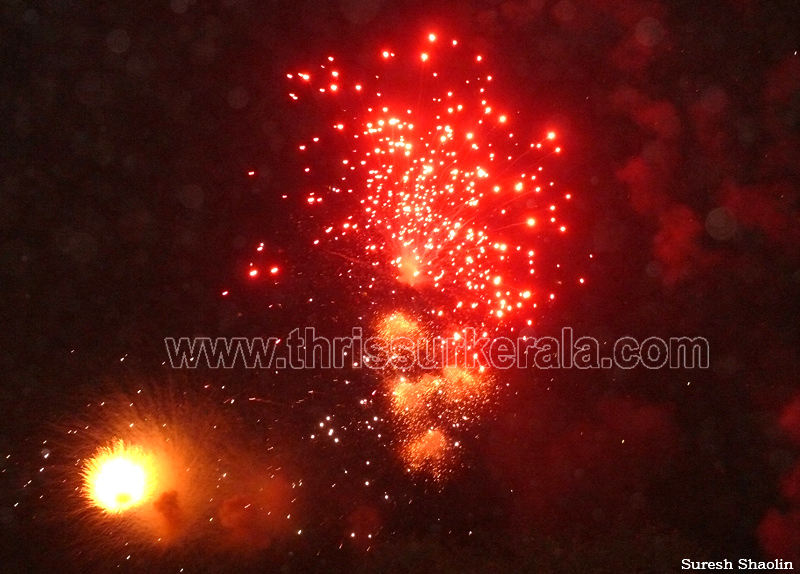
83,440,154,514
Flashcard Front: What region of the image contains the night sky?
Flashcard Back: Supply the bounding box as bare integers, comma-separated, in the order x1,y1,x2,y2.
1,0,800,572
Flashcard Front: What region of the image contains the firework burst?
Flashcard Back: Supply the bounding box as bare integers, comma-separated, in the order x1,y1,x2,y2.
289,33,569,330
43,379,301,567
82,440,155,514
280,33,578,482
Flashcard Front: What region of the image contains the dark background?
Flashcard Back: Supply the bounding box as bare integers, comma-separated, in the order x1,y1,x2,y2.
1,0,799,571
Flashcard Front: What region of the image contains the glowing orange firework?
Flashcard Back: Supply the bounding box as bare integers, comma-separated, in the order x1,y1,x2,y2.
56,380,302,564
83,440,154,514
388,368,494,432
376,309,496,479
291,33,568,329
402,428,452,481
71,397,214,550
435,366,493,410
366,328,454,480
370,311,430,371
390,375,435,430
376,311,426,341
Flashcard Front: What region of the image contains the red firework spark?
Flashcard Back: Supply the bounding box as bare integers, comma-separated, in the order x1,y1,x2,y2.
289,33,570,330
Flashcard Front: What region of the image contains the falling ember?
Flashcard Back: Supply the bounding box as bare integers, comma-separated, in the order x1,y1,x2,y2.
437,366,493,407
375,308,497,479
83,440,154,514
390,376,435,429
376,311,425,342
403,429,450,479
387,368,494,440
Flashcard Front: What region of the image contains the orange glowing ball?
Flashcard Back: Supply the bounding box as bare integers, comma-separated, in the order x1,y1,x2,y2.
83,440,154,513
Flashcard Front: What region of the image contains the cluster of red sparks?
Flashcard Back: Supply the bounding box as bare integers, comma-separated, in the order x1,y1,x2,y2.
287,33,569,328
286,34,573,477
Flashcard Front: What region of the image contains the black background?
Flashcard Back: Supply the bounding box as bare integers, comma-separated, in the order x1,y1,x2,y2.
1,0,799,571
